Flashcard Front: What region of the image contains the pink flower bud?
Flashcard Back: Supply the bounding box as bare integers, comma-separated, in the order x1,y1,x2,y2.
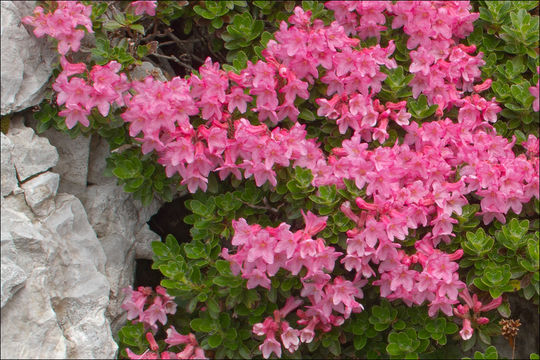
476,317,489,325
473,79,492,93
145,332,159,352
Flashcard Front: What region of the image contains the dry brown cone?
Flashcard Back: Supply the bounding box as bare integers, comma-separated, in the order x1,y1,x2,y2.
499,319,521,360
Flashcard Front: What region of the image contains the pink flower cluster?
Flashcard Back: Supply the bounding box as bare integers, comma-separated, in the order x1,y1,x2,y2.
22,1,93,55
122,66,325,192
52,57,131,128
130,1,157,16
223,211,365,358
121,285,177,333
121,286,206,359
117,7,405,192
454,288,502,340
372,238,465,317
387,2,484,112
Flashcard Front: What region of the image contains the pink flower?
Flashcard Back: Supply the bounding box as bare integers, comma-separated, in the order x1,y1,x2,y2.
280,322,300,353
165,326,192,346
259,336,282,359
58,103,90,129
131,1,157,16
145,332,159,352
459,318,474,340
141,296,168,326
244,268,271,290
301,210,328,237
126,348,159,359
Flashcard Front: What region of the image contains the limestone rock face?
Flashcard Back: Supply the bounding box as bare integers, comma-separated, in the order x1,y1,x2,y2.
1,202,66,359
1,267,68,359
21,171,60,217
43,194,115,359
1,118,164,357
41,128,91,196
1,1,56,115
1,133,19,197
1,122,120,359
131,61,168,82
6,118,59,181
81,183,161,334
0,257,26,308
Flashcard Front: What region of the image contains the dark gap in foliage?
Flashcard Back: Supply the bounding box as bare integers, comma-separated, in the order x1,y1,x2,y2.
133,259,163,289
156,17,225,77
136,194,192,289
147,194,192,243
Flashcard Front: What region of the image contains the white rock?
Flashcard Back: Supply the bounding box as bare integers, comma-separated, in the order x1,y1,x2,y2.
40,127,91,196
1,132,19,197
134,223,161,260
131,61,168,82
21,171,60,217
0,228,27,309
44,194,107,274
0,202,53,271
1,1,56,115
1,268,67,359
81,183,162,333
0,203,65,358
43,194,116,358
7,118,59,181
7,119,58,181
1,192,118,358
87,134,116,185
1,256,27,308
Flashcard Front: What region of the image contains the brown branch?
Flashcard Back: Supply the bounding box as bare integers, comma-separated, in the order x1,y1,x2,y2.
148,52,195,72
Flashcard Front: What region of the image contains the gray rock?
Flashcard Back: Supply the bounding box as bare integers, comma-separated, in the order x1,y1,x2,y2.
0,202,53,271
1,1,56,115
81,183,161,333
0,202,65,358
87,134,115,185
1,132,19,197
44,194,107,274
131,61,168,82
21,171,60,217
40,128,91,196
134,223,161,260
1,256,27,308
1,190,117,358
43,194,116,358
1,268,68,359
7,118,58,181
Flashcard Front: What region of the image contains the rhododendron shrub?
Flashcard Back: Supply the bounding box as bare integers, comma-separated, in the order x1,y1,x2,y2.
23,0,539,358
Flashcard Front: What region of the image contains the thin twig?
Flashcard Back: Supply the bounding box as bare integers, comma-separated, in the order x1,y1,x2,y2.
166,31,203,44
191,53,205,64
241,197,281,214
148,52,195,72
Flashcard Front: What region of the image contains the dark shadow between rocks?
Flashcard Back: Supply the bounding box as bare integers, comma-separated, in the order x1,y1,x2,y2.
134,195,193,288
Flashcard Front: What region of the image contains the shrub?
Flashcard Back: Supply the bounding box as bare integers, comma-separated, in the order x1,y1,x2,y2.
21,1,539,359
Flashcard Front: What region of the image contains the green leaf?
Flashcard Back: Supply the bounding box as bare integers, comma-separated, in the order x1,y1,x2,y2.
211,17,224,29
184,242,206,259
215,260,232,275
299,109,316,121
208,333,223,348
207,298,220,314
193,5,215,19
151,241,169,257
190,318,214,332
219,312,231,329
130,24,145,35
